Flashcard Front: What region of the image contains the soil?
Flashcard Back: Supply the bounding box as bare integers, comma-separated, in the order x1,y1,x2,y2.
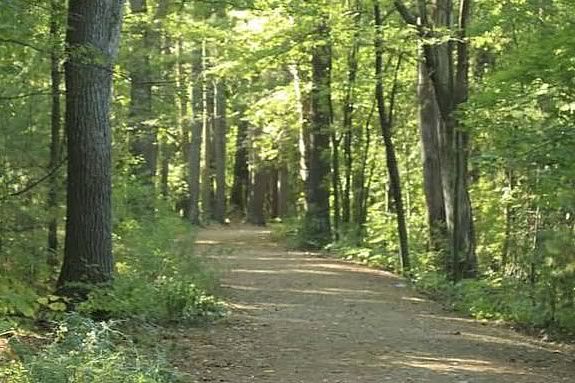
171,225,575,383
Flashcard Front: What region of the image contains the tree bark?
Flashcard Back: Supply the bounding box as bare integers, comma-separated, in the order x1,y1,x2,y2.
213,79,227,224
374,2,410,273
230,116,249,214
58,0,124,294
418,62,447,253
395,0,477,279
247,125,266,226
302,18,332,247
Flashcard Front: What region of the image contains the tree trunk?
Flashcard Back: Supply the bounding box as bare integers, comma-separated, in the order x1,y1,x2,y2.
188,42,203,225
302,18,332,247
331,132,341,241
213,79,227,224
290,64,310,212
395,0,477,280
129,0,157,185
47,0,61,264
277,163,289,218
230,116,249,214
201,46,216,222
247,125,266,226
58,0,124,294
374,2,410,273
342,0,361,227
418,62,447,254
247,167,267,226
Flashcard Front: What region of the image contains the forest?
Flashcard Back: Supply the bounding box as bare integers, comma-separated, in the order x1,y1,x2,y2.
1,0,574,381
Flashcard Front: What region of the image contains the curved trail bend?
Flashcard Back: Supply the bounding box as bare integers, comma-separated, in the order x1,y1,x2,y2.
175,226,574,383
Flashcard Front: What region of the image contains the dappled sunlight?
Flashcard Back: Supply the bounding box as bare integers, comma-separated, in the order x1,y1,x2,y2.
196,240,222,245
231,268,343,276
417,313,487,324
393,355,523,375
460,332,562,353
402,296,431,303
312,262,398,277
323,287,383,296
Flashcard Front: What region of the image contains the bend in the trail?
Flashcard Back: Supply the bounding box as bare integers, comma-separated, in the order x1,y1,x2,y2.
172,225,574,383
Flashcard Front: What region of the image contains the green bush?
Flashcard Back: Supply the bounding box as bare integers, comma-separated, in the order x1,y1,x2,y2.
77,208,223,323
1,314,179,383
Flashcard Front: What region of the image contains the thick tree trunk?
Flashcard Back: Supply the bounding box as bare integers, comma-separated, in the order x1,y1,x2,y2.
230,117,249,214
58,0,124,294
395,0,477,280
247,125,266,226
374,2,410,273
418,62,447,253
129,0,157,185
302,19,332,247
247,168,267,226
213,80,227,224
47,0,61,264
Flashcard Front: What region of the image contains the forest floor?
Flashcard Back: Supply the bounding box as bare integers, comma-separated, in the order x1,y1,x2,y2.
167,225,575,383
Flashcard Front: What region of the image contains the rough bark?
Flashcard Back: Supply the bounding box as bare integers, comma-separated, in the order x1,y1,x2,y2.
58,0,124,293
374,2,410,273
418,62,447,253
302,18,332,247
395,0,477,279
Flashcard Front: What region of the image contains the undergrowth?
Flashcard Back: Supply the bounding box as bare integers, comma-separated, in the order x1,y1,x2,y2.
1,314,182,382
1,191,225,380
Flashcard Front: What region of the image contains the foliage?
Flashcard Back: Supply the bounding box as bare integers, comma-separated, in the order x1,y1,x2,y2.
78,191,224,323
0,314,180,382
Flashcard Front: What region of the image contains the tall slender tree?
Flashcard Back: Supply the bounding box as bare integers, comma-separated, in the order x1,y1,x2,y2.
374,2,410,273
47,0,62,263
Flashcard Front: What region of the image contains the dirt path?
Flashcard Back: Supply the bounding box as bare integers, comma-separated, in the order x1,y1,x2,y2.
175,226,574,383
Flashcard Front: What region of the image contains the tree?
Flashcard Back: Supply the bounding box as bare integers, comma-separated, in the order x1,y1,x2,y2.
128,0,157,186
301,17,332,247
47,0,62,263
188,41,204,225
373,2,410,273
57,0,125,293
395,0,477,280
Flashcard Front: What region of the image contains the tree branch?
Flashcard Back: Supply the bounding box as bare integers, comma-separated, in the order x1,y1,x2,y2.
1,158,67,201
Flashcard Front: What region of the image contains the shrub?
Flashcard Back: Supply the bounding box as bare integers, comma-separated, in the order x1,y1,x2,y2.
1,314,179,383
